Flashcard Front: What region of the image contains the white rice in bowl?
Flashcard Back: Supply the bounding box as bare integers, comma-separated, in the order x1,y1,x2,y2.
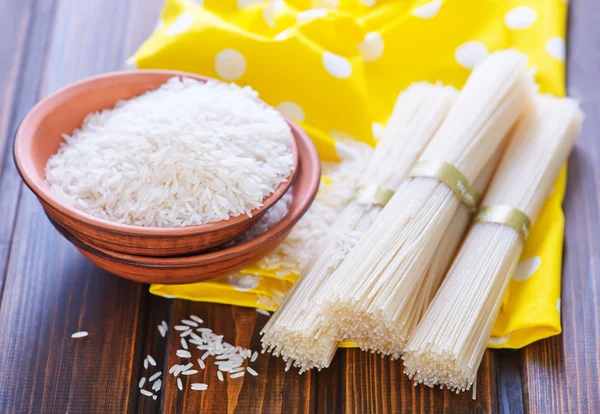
45,77,294,227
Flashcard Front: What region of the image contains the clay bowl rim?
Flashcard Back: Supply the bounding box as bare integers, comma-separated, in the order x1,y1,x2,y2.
13,69,299,238
46,129,321,270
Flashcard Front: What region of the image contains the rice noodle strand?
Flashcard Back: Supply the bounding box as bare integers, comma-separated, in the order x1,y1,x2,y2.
403,95,583,393
260,82,458,372
320,50,535,355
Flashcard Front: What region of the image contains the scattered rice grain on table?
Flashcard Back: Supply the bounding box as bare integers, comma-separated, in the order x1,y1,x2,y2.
146,355,156,366
149,372,161,382
177,350,192,358
190,315,203,324
256,309,270,316
152,379,162,392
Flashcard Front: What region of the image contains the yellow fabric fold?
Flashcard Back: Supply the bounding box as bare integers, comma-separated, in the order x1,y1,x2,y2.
138,0,568,349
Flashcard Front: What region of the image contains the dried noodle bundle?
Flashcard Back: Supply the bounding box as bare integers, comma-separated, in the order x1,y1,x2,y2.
319,50,536,356
260,83,458,372
403,95,583,393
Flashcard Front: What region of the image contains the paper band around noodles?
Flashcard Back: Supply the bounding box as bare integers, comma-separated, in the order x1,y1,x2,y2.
475,204,531,242
409,161,480,211
352,184,395,207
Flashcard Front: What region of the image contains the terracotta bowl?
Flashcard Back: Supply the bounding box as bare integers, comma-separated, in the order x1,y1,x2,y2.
45,129,320,284
14,70,299,256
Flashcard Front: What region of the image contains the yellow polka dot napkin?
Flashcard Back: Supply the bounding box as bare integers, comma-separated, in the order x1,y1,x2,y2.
131,0,568,349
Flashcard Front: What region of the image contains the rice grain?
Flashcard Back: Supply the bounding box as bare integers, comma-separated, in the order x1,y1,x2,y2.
45,77,294,228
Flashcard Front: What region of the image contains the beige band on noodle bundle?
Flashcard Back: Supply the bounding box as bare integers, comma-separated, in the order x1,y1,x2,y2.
475,204,531,242
409,160,480,211
352,184,395,207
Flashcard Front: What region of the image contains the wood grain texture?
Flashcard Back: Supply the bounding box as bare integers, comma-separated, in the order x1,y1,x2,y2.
520,0,600,412
0,0,55,294
163,301,316,414
0,0,162,412
495,350,524,414
134,293,172,413
316,349,497,414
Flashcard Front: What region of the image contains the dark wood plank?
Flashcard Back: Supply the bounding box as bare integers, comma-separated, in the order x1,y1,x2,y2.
134,293,172,414
0,0,161,412
495,350,524,414
0,224,143,412
521,0,600,412
315,349,346,414
163,301,316,413
0,0,55,295
0,0,29,151
317,348,497,414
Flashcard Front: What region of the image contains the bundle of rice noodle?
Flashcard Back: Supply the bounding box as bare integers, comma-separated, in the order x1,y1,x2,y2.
397,146,504,347
403,95,583,393
318,50,536,356
260,83,458,372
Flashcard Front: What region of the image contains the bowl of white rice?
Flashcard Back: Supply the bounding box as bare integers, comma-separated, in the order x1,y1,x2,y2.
14,71,302,256
42,122,321,284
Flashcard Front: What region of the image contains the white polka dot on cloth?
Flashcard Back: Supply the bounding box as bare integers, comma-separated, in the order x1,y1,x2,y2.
277,102,306,122
215,49,247,80
412,0,442,19
512,256,542,282
263,6,275,27
359,32,384,62
546,37,566,61
297,8,328,24
227,274,260,292
237,0,261,8
312,0,339,7
360,0,375,6
372,122,384,140
165,13,195,36
504,6,537,30
489,334,511,346
263,0,284,28
274,28,293,41
323,51,352,78
455,41,488,69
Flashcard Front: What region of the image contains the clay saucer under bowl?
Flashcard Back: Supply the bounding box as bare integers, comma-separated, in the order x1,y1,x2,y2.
46,129,320,284
14,70,299,257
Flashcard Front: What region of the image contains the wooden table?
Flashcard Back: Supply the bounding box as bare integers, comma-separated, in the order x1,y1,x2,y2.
0,1,598,412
